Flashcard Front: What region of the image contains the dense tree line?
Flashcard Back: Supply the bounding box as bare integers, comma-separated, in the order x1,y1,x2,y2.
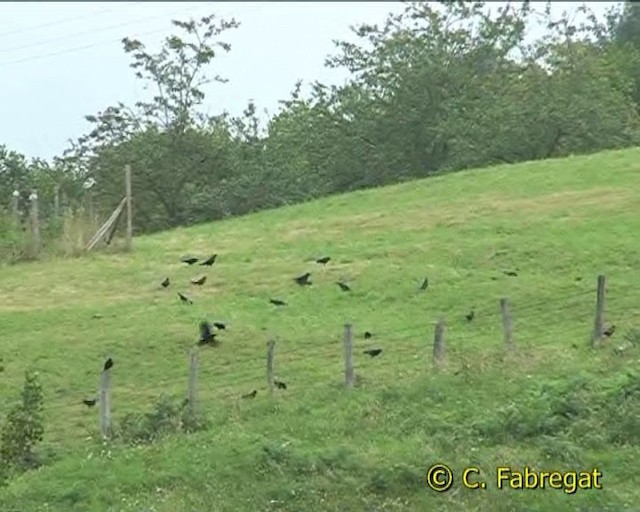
2,1,640,237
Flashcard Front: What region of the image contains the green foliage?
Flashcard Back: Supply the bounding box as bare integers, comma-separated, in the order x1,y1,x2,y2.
116,394,209,445
0,370,45,479
3,2,640,253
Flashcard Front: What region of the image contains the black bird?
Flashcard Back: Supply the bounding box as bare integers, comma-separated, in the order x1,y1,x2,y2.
178,292,193,304
270,299,287,306
198,321,216,346
316,256,331,264
503,270,518,277
419,277,429,291
103,358,113,371
274,378,287,390
191,275,207,285
241,390,257,399
82,398,97,407
364,331,372,340
603,325,616,338
200,254,218,266
213,322,226,330
336,281,351,292
465,309,475,322
294,272,312,286
161,277,170,288
181,256,198,265
364,348,383,357
575,276,583,282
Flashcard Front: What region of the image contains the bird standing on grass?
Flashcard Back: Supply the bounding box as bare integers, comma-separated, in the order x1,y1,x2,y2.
103,358,113,371
181,256,198,265
294,272,312,286
364,348,382,357
603,325,616,338
178,292,193,304
161,277,170,288
419,278,429,291
465,309,475,322
200,254,217,266
316,256,330,264
191,275,207,285
198,321,217,346
336,281,351,292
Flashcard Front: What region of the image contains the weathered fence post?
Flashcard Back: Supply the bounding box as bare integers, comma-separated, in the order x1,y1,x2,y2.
11,190,19,228
592,274,606,346
344,323,355,389
433,318,446,369
125,164,133,251
53,184,60,219
99,365,112,439
500,298,514,349
266,339,276,397
29,190,40,258
86,189,95,230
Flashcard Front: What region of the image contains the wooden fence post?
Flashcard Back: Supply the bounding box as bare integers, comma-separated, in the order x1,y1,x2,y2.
53,184,60,219
125,164,133,251
11,190,19,228
99,365,112,439
187,349,199,415
592,274,606,346
86,189,95,230
266,339,275,397
29,190,40,258
433,318,446,369
500,298,514,349
344,323,355,389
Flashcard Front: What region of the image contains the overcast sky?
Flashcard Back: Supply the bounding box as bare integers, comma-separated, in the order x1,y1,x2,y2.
0,1,618,162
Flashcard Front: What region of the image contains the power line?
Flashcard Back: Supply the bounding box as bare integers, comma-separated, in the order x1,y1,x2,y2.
0,6,211,68
0,6,204,55
0,5,119,38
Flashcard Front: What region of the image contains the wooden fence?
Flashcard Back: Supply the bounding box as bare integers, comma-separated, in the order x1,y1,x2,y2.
4,164,133,259
91,274,617,439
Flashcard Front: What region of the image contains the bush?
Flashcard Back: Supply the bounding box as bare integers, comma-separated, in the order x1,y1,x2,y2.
116,394,209,445
0,370,45,482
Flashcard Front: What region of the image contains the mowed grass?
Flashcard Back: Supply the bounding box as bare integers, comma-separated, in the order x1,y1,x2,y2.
2,148,640,511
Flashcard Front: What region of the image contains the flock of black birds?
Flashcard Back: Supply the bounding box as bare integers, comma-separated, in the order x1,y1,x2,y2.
81,253,367,407
80,257,618,408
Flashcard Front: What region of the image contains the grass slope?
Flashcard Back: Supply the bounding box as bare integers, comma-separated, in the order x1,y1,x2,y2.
2,148,640,511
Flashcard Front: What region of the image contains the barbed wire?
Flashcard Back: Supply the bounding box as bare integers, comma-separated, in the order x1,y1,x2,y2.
13,283,636,421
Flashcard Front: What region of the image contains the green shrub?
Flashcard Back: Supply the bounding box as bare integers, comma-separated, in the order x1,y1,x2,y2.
0,370,45,481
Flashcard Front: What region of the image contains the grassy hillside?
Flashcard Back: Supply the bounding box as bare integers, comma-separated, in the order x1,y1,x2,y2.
1,148,640,511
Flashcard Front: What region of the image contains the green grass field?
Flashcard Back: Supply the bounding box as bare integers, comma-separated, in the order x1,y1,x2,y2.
2,148,640,511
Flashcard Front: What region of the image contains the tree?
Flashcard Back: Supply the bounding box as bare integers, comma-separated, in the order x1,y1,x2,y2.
64,13,240,232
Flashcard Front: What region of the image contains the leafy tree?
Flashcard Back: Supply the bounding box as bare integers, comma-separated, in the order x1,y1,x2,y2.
64,13,240,231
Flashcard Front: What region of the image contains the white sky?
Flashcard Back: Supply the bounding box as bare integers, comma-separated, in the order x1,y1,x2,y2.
0,1,619,161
